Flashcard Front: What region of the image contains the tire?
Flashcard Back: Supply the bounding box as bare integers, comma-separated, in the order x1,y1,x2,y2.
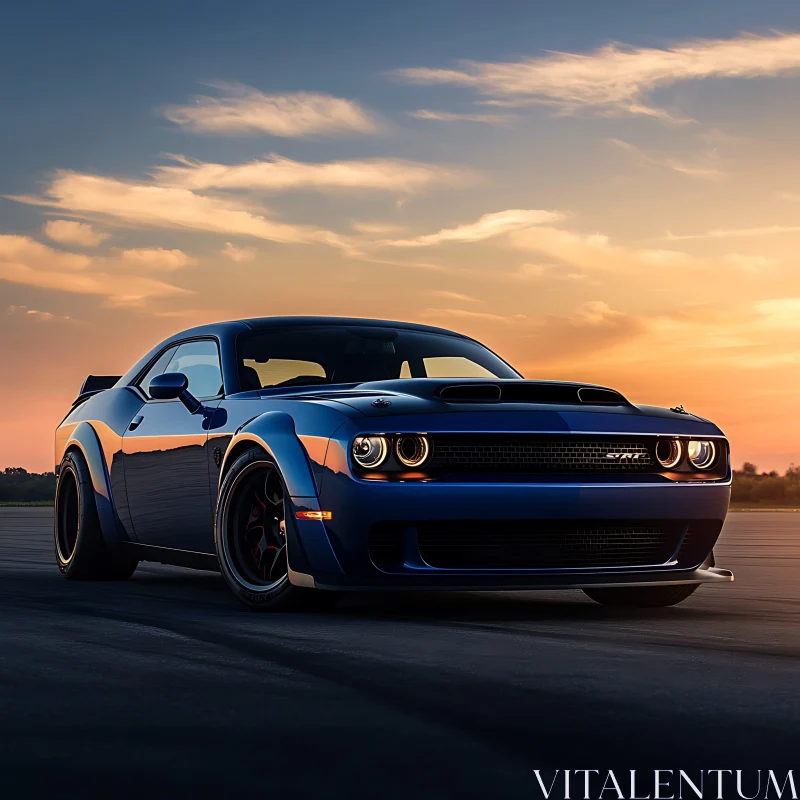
54,450,138,580
583,583,699,608
215,446,329,611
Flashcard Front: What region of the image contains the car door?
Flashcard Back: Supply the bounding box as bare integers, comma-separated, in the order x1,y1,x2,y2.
122,339,223,553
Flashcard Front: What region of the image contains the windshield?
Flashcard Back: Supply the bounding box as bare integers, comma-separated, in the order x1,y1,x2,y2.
236,326,520,390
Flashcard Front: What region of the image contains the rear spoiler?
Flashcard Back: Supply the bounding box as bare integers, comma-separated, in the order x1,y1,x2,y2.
73,375,121,407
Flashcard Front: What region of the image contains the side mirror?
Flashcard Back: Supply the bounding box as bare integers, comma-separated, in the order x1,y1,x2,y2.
149,372,201,413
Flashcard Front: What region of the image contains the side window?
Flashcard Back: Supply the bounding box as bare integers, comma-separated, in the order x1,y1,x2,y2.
138,346,178,398
165,340,223,398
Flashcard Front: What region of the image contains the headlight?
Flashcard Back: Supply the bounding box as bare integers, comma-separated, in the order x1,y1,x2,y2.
688,440,717,470
395,435,431,468
656,438,684,469
352,435,388,469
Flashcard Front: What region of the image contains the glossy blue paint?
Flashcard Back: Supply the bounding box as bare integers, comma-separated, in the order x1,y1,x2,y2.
122,397,221,552
62,421,125,545
221,412,317,497
55,316,732,590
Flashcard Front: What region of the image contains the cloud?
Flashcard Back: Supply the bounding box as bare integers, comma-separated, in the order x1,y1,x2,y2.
394,31,800,120
638,302,800,362
43,219,110,247
429,290,479,303
778,191,800,202
154,154,470,193
0,235,189,307
11,171,355,251
119,248,192,271
418,301,644,366
608,139,726,179
755,298,800,328
350,221,406,235
6,304,79,323
665,225,800,240
0,235,91,271
421,307,527,324
573,300,626,325
511,225,706,271
721,254,775,272
163,82,379,137
514,302,650,369
151,308,228,321
383,209,565,247
409,109,512,125
511,262,586,281
221,242,257,262
510,225,773,273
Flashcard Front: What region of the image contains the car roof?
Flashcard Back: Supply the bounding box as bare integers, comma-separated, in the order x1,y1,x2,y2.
117,316,496,394
170,316,472,341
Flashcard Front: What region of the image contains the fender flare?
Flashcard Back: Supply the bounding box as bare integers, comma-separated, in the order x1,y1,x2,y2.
220,411,318,498
62,421,124,546
219,411,343,578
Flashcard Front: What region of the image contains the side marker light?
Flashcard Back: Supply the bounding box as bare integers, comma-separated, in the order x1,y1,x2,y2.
296,510,333,521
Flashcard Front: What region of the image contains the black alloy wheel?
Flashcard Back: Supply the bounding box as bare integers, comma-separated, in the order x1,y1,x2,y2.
225,462,289,590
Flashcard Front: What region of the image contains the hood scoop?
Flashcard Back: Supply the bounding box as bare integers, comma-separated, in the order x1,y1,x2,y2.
437,382,627,405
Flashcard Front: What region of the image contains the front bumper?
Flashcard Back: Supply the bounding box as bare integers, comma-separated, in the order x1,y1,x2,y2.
308,565,734,592
286,465,732,590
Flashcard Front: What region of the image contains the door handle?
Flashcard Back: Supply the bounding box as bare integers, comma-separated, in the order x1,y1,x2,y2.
129,414,144,431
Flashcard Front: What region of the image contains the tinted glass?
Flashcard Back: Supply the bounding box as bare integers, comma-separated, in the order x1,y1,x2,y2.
423,356,497,378
138,346,178,398
237,326,519,390
165,340,223,398
242,359,326,389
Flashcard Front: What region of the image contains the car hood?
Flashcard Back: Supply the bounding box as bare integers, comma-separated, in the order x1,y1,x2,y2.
283,379,724,436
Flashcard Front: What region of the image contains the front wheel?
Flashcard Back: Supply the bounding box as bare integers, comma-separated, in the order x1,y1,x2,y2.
215,447,326,610
583,583,699,608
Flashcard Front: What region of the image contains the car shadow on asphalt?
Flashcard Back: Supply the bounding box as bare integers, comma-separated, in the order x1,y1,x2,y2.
333,588,734,624
11,563,734,625
139,571,733,623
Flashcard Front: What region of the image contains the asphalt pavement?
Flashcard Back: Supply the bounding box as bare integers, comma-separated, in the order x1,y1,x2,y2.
0,508,798,798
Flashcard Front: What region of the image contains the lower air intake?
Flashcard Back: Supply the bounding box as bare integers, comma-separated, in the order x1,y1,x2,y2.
370,520,683,570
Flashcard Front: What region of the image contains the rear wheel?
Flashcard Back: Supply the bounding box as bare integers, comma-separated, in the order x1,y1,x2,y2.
54,450,138,580
216,447,327,610
583,583,699,608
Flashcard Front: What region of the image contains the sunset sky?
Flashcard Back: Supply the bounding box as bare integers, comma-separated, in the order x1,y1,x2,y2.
3,0,800,472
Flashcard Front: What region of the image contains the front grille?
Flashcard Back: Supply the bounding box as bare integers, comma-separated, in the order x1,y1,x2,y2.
370,520,682,570
430,435,654,473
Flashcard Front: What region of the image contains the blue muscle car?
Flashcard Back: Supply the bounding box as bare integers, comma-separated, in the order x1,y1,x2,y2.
54,317,732,609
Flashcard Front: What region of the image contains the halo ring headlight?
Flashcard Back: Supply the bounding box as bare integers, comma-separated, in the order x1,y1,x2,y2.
352,435,389,469
656,438,684,470
688,440,717,470
395,435,431,468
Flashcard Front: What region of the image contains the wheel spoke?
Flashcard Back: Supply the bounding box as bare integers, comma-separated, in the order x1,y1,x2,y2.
265,543,287,581
264,470,284,508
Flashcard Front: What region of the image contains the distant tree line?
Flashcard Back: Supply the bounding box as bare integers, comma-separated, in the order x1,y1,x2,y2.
0,468,56,503
731,462,800,506
0,463,798,505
